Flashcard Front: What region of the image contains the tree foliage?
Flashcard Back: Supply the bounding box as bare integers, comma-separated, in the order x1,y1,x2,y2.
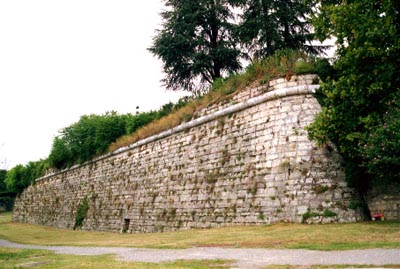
149,0,241,93
48,99,191,170
150,0,327,93
0,170,6,194
307,0,400,192
48,112,126,168
0,169,14,211
4,160,48,194
363,105,400,185
235,0,323,59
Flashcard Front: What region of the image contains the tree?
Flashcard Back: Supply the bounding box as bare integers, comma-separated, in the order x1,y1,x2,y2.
0,169,14,211
363,106,400,184
149,0,241,93
4,160,48,194
0,170,7,194
235,0,324,59
307,0,400,193
48,137,73,169
48,112,127,168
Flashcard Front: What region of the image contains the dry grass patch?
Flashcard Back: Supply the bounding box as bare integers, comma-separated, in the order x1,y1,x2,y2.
1,213,399,250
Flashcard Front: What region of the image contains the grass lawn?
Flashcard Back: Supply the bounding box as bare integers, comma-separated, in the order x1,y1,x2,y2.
0,247,230,269
1,247,399,269
0,212,399,250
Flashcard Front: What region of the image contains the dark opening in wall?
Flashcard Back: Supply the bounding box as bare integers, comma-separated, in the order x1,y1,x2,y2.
123,218,130,233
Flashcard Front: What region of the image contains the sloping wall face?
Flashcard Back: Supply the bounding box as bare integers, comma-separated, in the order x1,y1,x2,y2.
13,75,363,233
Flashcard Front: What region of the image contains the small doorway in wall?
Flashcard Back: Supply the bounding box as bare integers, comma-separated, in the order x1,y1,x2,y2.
122,219,130,233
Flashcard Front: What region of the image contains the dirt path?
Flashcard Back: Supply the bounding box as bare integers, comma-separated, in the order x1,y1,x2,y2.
1,239,399,269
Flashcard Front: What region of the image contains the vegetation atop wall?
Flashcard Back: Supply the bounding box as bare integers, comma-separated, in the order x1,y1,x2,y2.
48,99,191,170
109,50,319,152
53,50,319,168
4,50,320,195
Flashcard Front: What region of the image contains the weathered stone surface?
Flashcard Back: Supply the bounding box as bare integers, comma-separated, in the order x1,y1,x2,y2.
13,75,364,233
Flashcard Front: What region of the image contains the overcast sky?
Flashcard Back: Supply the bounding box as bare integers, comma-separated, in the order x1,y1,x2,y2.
0,0,188,169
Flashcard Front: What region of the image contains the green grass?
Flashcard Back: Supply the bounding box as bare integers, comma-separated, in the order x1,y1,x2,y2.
1,212,399,268
1,212,399,251
0,247,230,269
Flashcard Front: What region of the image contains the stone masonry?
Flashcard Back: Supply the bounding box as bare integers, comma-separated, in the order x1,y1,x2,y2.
13,75,364,233
367,184,400,221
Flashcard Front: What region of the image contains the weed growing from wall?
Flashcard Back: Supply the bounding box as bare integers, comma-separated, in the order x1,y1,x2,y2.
74,196,89,230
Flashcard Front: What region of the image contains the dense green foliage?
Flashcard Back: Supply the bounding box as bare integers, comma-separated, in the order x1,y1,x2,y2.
149,0,241,93
4,160,48,194
48,99,191,170
235,0,324,59
363,106,400,184
0,170,6,194
307,0,400,192
0,170,14,211
48,111,128,168
48,113,129,169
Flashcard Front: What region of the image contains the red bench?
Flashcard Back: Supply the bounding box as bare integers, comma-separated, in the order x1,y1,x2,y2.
371,212,384,221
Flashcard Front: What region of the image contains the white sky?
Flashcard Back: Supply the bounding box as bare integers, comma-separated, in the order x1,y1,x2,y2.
0,0,187,169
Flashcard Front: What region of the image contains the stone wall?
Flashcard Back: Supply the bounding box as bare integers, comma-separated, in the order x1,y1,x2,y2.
367,184,400,221
13,75,363,233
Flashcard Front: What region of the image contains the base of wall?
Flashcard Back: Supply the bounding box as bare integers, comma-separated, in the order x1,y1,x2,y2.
367,184,400,221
